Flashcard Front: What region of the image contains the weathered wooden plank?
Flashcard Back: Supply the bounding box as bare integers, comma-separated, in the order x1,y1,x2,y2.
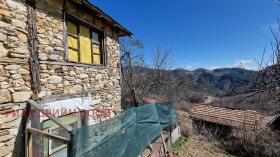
160,133,167,153
39,60,118,69
25,121,32,157
27,102,42,157
27,128,70,144
27,0,41,95
27,100,73,132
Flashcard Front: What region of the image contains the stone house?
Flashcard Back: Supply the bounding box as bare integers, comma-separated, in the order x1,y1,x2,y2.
0,0,132,156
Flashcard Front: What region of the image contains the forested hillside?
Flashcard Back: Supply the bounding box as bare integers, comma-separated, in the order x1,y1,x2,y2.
122,66,257,106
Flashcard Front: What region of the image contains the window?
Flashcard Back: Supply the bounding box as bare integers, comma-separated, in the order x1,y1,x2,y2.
42,114,80,156
67,20,103,65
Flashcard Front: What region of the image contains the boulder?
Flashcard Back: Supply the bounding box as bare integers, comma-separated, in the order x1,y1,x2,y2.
0,130,9,136
17,68,29,74
6,0,27,12
95,74,102,80
0,76,7,81
73,85,83,92
0,70,9,77
0,21,11,29
0,145,13,157
79,74,88,79
38,53,48,60
92,98,102,105
14,86,30,92
11,19,26,30
48,54,59,60
0,89,11,104
4,65,21,70
64,76,75,81
12,79,25,87
0,43,8,58
0,135,15,143
11,92,31,102
11,74,21,79
107,94,113,99
69,70,76,76
47,75,62,84
22,75,31,81
0,33,7,42
1,82,10,89
18,32,27,42
0,115,18,125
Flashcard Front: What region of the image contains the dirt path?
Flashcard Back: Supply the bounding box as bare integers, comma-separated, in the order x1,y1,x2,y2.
204,96,217,104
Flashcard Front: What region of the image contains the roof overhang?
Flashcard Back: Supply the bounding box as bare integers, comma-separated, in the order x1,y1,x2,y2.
68,0,133,37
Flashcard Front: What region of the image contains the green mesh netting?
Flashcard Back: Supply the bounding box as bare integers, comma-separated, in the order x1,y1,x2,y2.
70,103,176,157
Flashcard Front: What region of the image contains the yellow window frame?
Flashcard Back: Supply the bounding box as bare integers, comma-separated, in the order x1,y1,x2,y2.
66,19,104,65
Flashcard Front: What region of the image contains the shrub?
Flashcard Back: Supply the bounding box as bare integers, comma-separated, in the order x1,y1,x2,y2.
171,136,188,152
221,128,280,157
173,100,194,112
189,92,205,103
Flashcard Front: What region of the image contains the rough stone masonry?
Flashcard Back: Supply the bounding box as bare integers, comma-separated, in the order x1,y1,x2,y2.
0,0,132,156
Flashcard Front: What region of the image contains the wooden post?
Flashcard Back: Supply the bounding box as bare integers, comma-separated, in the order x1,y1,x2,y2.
25,120,32,157
160,133,167,153
27,100,73,132
63,0,69,61
27,100,74,156
169,124,172,152
27,0,41,95
67,132,74,157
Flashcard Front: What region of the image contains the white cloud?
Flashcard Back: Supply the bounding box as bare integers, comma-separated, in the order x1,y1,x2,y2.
208,66,220,70
186,65,193,69
228,60,258,70
232,60,252,67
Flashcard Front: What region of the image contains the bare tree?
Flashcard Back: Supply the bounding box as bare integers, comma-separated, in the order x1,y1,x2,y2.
274,0,280,7
244,16,280,103
139,46,174,100
119,37,144,107
120,37,190,106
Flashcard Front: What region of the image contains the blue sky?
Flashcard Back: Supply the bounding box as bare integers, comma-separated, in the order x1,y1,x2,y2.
91,0,279,70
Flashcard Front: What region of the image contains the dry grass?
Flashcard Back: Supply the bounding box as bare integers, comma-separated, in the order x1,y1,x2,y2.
176,137,235,157
174,109,235,157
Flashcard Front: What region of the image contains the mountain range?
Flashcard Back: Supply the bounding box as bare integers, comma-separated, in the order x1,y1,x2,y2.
172,67,257,96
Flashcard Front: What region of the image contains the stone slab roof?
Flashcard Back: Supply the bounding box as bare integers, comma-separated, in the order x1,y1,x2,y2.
190,104,279,130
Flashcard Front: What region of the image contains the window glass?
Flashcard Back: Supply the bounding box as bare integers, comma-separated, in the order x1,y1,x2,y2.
42,114,80,156
67,20,103,65
80,25,92,64
92,32,100,44
67,21,77,35
93,44,101,64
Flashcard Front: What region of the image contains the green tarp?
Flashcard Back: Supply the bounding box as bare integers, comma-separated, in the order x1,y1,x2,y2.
70,103,176,157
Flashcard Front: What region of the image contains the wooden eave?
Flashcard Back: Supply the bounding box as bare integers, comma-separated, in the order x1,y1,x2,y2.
68,0,133,37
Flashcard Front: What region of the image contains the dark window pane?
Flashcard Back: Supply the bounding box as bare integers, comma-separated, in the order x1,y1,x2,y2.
92,31,100,44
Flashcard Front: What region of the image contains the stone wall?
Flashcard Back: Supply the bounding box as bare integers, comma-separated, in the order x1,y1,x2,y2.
0,1,31,156
0,0,123,156
35,0,122,116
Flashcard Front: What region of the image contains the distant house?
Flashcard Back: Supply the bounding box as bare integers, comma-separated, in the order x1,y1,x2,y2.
0,0,132,156
190,104,280,138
